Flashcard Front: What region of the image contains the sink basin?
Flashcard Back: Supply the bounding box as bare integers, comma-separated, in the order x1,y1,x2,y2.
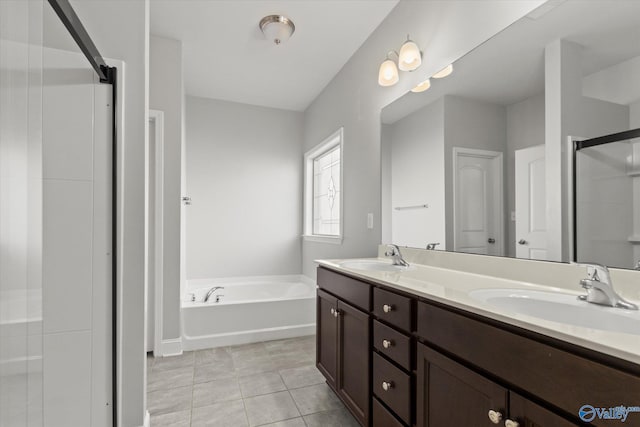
338,259,409,272
470,288,640,335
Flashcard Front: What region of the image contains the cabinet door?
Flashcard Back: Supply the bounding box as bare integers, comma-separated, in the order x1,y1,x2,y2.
317,289,338,387
337,299,370,426
509,392,578,427
416,343,507,427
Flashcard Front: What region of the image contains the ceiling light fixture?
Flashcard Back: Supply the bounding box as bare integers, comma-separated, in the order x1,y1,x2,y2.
411,78,431,93
432,63,453,79
398,35,422,71
378,51,399,87
259,15,295,45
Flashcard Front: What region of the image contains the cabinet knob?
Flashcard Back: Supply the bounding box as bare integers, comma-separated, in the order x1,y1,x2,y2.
505,420,520,427
330,308,339,318
487,410,503,424
381,381,394,391
382,304,394,313
382,339,393,349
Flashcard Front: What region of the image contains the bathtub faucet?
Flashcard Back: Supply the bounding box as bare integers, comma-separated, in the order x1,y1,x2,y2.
204,286,225,302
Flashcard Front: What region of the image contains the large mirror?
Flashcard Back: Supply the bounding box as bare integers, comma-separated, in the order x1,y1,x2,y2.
381,0,640,269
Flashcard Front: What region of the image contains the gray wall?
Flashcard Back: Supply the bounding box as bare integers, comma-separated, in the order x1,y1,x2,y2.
71,1,149,425
301,1,543,277
506,93,545,257
385,98,446,249
185,96,303,279
443,95,507,251
149,35,182,341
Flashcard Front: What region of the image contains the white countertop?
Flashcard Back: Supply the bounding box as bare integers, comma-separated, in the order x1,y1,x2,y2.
316,258,640,365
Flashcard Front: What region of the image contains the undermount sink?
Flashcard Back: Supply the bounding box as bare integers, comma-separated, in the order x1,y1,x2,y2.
470,288,640,335
338,259,410,272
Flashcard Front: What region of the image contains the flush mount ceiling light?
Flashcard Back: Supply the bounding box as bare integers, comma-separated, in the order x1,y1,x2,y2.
432,63,454,79
411,78,431,93
378,51,399,87
259,15,295,45
398,35,422,71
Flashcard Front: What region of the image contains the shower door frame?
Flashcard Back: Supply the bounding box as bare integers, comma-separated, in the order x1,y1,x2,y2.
46,0,119,424
571,127,640,263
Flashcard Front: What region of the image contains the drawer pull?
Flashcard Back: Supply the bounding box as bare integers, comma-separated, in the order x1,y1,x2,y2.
487,410,502,424
505,420,519,427
382,304,394,313
381,381,394,391
382,339,393,349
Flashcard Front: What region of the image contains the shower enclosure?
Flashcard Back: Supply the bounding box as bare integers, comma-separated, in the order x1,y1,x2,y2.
0,0,117,426
573,128,640,270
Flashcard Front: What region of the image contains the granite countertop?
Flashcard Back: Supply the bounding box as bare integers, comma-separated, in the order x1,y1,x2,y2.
316,258,640,365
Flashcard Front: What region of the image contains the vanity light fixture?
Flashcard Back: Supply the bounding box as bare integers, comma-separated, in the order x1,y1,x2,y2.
411,78,431,93
259,15,295,45
398,35,422,71
378,51,400,87
432,63,453,78
377,35,422,87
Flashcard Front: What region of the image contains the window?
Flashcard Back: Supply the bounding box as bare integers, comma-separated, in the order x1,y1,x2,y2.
304,128,343,243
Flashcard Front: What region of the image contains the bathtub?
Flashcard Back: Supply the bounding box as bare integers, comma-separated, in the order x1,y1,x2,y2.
181,275,316,350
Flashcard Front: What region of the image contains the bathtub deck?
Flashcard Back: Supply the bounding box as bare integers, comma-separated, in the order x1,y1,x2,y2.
147,335,359,427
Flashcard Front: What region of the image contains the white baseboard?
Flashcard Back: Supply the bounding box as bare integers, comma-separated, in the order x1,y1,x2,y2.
182,324,316,351
142,410,150,427
156,338,182,357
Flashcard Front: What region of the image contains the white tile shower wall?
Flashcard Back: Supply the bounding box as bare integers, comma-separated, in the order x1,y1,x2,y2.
0,1,44,425
185,96,304,279
42,44,112,427
302,1,546,278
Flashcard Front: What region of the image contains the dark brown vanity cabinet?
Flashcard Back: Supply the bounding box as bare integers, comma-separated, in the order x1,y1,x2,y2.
317,269,371,426
416,344,576,427
317,267,640,427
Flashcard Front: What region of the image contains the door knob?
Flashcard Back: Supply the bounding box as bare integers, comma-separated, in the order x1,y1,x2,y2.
487,410,502,424
518,239,527,245
488,238,496,244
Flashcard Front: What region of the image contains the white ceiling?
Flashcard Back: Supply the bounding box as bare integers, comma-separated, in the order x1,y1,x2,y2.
382,0,640,124
151,0,399,111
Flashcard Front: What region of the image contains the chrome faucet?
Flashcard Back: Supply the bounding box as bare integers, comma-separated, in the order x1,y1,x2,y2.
577,263,638,310
204,286,225,302
385,244,409,267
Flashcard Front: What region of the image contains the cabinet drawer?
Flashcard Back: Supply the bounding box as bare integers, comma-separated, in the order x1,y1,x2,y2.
373,352,411,425
317,267,371,311
373,287,412,332
373,397,405,427
373,320,411,371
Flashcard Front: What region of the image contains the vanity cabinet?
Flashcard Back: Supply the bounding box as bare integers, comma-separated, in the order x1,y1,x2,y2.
317,269,371,426
416,344,575,427
316,266,640,427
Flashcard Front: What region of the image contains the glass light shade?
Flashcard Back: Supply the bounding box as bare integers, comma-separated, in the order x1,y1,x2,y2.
411,78,431,93
432,63,453,79
378,59,399,86
398,39,422,71
260,16,295,45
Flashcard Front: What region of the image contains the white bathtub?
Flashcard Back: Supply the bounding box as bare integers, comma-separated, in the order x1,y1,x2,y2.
181,275,316,350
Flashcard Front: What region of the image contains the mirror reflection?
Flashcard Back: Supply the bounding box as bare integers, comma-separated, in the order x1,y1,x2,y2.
381,0,640,268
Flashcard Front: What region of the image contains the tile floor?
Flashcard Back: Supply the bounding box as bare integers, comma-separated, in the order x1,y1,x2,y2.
147,335,360,427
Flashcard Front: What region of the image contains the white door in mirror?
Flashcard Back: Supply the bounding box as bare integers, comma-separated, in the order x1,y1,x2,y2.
515,145,547,260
